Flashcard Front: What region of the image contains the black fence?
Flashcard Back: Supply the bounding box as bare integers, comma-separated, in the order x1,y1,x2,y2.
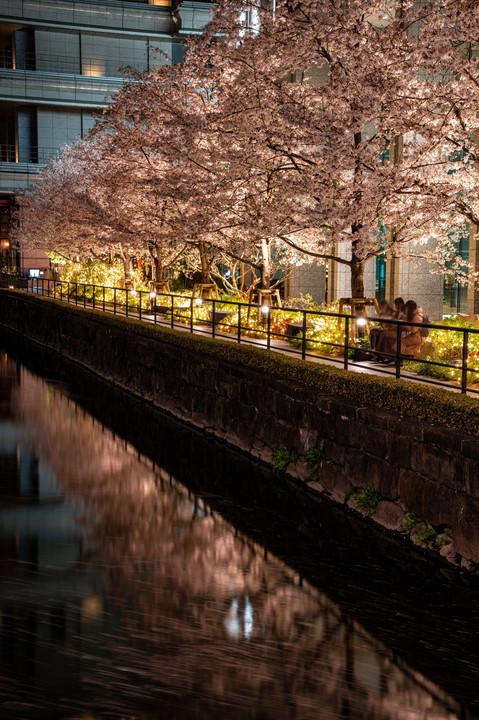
8,276,479,396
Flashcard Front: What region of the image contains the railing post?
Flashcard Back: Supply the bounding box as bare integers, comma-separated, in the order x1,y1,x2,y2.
75,282,78,305
462,330,469,394
266,308,271,350
344,316,349,370
212,299,216,338
395,322,402,379
92,284,95,310
126,289,129,317
237,304,241,343
171,294,174,329
114,287,117,314
41,277,44,295
302,310,307,360
67,282,70,304
83,283,86,309
190,296,194,333
103,286,106,312
60,281,63,302
139,291,142,321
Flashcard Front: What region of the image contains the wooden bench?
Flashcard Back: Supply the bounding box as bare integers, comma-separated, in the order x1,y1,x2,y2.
285,321,314,338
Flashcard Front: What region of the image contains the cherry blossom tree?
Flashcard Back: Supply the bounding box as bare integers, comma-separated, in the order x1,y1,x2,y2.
16,133,186,285
178,0,479,297
378,0,479,288
18,0,479,301
95,59,316,292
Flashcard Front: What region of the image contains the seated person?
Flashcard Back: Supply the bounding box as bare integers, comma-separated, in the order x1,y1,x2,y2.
369,300,395,349
399,300,424,358
374,299,423,363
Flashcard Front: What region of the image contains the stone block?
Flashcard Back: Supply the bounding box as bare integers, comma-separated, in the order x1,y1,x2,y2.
409,442,465,492
389,433,413,468
372,500,405,531
357,406,401,431
334,417,364,450
376,463,400,500
398,469,425,515
464,459,479,499
461,438,479,461
317,466,353,503
328,397,360,420
423,425,464,454
452,498,479,565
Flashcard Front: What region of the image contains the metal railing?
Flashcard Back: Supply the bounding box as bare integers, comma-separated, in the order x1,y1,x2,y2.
8,276,479,396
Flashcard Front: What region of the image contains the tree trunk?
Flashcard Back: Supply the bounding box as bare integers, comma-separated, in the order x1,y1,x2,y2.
155,250,164,282
118,247,132,288
350,254,365,298
198,241,210,283
261,238,271,289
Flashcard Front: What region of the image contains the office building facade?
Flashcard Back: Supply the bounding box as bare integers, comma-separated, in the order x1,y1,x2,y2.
0,0,213,273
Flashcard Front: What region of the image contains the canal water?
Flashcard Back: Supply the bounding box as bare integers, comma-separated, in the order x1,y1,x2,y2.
1,333,479,720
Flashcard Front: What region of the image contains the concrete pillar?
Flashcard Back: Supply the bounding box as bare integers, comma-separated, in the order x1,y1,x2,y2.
286,262,326,304
385,246,401,305
14,29,35,71
16,106,38,163
466,223,479,314
398,254,444,320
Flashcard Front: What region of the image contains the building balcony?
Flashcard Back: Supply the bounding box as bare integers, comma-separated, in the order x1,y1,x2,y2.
0,67,122,107
0,157,42,193
0,0,175,36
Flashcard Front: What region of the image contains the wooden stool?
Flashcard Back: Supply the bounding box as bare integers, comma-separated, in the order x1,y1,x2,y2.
150,280,170,295
192,283,219,300
246,287,282,322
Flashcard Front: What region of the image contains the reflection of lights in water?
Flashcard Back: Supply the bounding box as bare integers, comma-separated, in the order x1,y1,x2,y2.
192,501,206,518
244,596,253,640
82,596,102,622
225,598,240,640
225,597,253,641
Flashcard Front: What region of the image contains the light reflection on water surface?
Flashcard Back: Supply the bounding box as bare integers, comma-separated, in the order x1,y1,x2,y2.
0,349,473,720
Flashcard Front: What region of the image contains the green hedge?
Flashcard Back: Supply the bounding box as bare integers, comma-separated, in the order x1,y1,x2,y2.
4,290,479,435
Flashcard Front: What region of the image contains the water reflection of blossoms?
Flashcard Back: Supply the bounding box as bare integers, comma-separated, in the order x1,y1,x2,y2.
8,360,464,720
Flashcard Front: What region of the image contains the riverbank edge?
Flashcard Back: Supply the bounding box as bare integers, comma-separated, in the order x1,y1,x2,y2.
2,288,479,572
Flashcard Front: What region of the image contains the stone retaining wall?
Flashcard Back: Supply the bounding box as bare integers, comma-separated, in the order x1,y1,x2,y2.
2,290,479,570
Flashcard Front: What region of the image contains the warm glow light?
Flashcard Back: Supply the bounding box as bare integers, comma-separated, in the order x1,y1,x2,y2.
83,63,105,77
357,317,367,326
261,305,270,314
195,297,203,306
81,596,102,622
149,291,156,299
130,289,137,297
